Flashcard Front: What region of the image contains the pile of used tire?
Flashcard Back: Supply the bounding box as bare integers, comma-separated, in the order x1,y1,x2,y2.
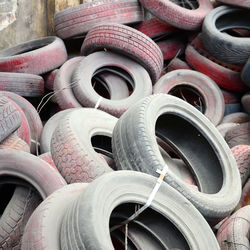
0,0,249,249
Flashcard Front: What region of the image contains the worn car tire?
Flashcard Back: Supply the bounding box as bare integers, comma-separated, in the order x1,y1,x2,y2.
60,171,220,249
112,94,241,221
218,0,250,8
222,112,250,124
167,58,191,72
216,123,239,138
242,92,250,115
43,69,58,91
241,58,250,87
0,37,67,75
153,69,225,125
51,108,117,183
202,6,250,65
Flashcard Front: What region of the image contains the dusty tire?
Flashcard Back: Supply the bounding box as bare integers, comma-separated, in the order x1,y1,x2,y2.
0,185,41,250
217,205,250,250
153,69,225,125
51,108,117,183
38,152,57,169
242,58,250,87
112,94,241,221
139,0,213,30
216,123,239,138
0,150,66,199
54,57,83,110
72,51,152,117
202,6,250,65
225,122,250,148
40,109,74,153
242,92,250,115
54,0,143,39
0,96,21,143
0,37,67,75
167,58,191,72
60,171,220,250
239,179,250,208
185,35,248,92
222,112,250,124
231,145,250,186
218,0,250,8
0,91,43,154
43,69,58,90
0,73,44,97
21,183,87,250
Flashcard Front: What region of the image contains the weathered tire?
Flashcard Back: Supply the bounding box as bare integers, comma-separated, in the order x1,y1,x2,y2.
225,122,250,148
231,145,250,186
112,94,241,221
139,0,213,30
134,17,177,39
51,108,117,183
60,171,220,249
0,72,44,97
241,58,250,87
0,185,41,250
185,35,248,92
43,69,58,90
239,179,250,208
21,183,87,250
216,123,239,138
202,6,250,65
38,153,57,169
221,89,240,104
0,37,67,75
153,69,225,125
0,91,43,154
167,58,191,72
0,150,66,199
0,133,30,153
218,0,250,8
72,51,152,117
0,96,21,143
242,92,250,114
54,0,143,39
222,112,250,124
40,109,74,153
217,205,250,250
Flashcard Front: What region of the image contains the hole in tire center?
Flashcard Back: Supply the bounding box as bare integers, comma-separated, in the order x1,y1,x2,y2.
155,113,223,194
110,203,190,249
169,0,199,10
0,184,15,217
168,85,206,113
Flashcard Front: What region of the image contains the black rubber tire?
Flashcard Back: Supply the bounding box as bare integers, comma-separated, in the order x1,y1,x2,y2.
0,186,41,249
0,96,21,143
202,6,250,66
0,37,67,75
153,69,225,125
21,183,87,250
72,51,152,117
51,108,117,183
112,94,241,221
0,150,66,199
0,72,44,97
54,0,143,39
60,171,220,250
40,109,74,153
242,92,250,115
242,58,250,87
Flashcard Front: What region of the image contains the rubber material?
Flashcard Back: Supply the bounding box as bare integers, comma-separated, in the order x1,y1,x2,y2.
185,34,248,92
217,205,250,250
0,150,66,199
60,171,220,249
81,23,163,82
225,122,250,148
242,58,250,87
216,123,239,138
38,153,57,169
51,108,117,183
72,51,152,117
54,0,143,39
0,96,21,143
221,89,240,104
222,112,250,124
0,37,67,75
218,0,250,8
139,0,213,30
202,6,250,65
112,94,241,221
21,183,87,250
153,69,225,125
0,133,29,152
43,69,59,90
0,72,44,97
242,92,250,115
167,58,191,72
239,179,250,208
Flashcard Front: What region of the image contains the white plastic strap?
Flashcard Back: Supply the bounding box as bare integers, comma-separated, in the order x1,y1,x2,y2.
94,97,103,109
110,164,168,232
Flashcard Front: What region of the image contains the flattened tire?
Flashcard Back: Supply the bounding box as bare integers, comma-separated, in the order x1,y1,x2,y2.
0,37,67,75
0,150,66,199
139,0,213,30
60,171,220,250
81,23,163,82
202,6,250,65
153,69,225,125
54,0,143,39
112,94,241,221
